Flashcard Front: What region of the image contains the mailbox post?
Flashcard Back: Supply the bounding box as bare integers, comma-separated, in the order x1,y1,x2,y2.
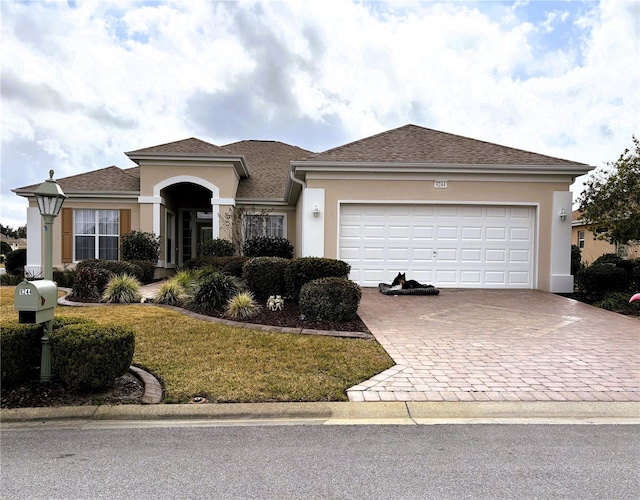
28,170,67,382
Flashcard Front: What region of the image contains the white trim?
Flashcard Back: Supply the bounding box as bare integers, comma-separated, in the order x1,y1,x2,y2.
211,198,236,206
153,175,220,198
138,196,164,204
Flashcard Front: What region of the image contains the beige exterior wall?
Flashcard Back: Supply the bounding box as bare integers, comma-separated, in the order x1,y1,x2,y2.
307,176,569,291
29,198,141,269
572,225,640,263
139,163,240,199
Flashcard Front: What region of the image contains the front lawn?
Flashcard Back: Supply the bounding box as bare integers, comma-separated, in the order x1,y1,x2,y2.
0,287,393,403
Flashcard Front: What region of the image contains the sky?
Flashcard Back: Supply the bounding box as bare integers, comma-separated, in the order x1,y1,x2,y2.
1,0,638,228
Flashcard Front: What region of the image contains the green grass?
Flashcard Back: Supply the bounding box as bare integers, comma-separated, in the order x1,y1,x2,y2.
1,287,393,403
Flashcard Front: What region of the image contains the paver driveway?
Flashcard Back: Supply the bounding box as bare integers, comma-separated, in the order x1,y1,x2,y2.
349,289,640,402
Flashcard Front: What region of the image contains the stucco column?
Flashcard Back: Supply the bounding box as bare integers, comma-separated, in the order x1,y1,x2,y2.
211,198,236,240
549,191,573,293
301,188,325,257
25,206,42,277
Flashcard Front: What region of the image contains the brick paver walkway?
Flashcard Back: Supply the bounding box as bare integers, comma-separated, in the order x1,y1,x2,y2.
349,289,640,402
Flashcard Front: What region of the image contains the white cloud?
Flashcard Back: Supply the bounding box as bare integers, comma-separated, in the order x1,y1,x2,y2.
1,0,638,227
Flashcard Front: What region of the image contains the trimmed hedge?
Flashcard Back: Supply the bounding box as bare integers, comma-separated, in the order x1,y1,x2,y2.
51,323,135,392
197,238,235,257
0,322,42,384
76,259,145,283
285,257,351,302
121,230,160,263
1,316,95,385
575,264,629,302
299,277,362,322
4,248,26,275
126,260,156,284
243,257,289,300
183,255,245,271
243,236,294,259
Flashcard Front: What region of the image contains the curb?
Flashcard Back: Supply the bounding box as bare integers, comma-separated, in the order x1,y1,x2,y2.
1,402,638,425
128,366,163,404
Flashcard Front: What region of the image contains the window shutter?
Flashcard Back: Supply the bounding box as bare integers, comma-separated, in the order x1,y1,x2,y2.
119,209,131,260
61,207,73,263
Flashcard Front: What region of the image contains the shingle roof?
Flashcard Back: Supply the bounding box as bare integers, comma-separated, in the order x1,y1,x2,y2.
126,137,236,156
306,124,587,166
225,140,312,199
14,166,140,193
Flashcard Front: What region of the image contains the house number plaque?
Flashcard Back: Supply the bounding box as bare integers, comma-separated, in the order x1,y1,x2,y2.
433,181,448,189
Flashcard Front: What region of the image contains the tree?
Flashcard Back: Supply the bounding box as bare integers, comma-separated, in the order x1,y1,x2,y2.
578,136,640,245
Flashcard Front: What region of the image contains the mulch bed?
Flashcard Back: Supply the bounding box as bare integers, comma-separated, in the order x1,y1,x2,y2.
1,372,143,409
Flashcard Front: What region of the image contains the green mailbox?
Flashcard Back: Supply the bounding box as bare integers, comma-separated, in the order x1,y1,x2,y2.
14,280,58,324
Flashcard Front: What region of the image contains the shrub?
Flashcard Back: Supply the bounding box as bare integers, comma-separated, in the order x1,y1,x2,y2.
1,240,12,254
102,274,142,303
70,267,114,301
51,323,135,392
221,257,251,277
285,257,351,302
0,322,42,384
0,273,23,286
225,292,260,320
575,264,629,302
53,267,76,288
594,292,640,314
592,253,624,266
126,260,156,284
299,277,362,322
183,255,238,271
570,245,582,276
243,236,294,259
4,248,26,275
186,268,242,314
197,238,235,257
121,230,160,263
242,257,289,301
75,259,145,282
172,269,197,288
154,279,186,306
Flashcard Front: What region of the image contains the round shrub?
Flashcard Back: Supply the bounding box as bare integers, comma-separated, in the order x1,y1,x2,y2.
243,236,294,259
225,292,260,320
186,268,242,314
126,260,156,284
197,238,235,257
242,257,289,301
121,230,160,263
222,257,251,277
70,267,114,301
285,257,351,302
4,248,26,275
102,274,142,303
51,323,135,392
299,277,362,322
575,264,629,302
0,321,42,384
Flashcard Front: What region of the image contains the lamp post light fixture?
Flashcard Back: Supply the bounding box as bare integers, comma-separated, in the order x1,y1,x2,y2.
33,170,67,382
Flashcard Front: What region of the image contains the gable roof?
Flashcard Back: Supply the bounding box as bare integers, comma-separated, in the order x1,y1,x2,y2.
13,166,140,194
305,124,588,166
226,140,312,199
126,137,235,156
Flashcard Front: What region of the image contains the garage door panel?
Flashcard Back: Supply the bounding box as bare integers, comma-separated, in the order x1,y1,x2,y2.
339,204,534,288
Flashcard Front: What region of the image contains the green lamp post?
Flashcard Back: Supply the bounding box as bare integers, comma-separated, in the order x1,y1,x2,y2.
33,170,67,382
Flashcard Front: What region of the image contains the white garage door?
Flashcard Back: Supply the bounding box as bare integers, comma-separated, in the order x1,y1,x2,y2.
339,204,536,288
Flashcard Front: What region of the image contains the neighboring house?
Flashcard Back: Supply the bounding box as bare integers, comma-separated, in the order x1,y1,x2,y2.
572,210,640,264
0,233,27,252
13,124,593,292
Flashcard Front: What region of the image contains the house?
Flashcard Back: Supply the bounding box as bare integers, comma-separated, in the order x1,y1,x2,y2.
13,124,593,293
0,233,27,252
572,210,640,264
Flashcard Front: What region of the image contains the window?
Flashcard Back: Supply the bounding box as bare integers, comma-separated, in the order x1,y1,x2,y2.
578,230,585,249
74,209,119,261
244,214,285,239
